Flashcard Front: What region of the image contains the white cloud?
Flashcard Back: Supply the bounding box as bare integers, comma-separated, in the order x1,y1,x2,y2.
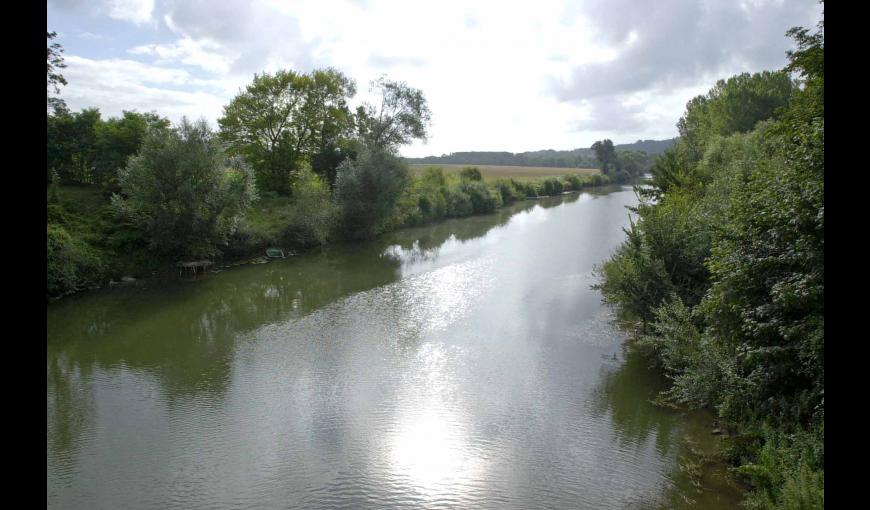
59,56,232,123
129,38,231,74
51,0,824,157
105,0,154,25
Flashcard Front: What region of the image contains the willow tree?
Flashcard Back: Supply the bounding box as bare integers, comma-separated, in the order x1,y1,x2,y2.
355,76,431,153
113,118,257,259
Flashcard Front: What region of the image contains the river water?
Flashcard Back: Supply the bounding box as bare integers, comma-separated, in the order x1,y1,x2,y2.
47,185,743,509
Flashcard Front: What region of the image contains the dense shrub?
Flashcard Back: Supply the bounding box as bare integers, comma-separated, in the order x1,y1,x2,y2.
459,181,500,214
47,223,104,298
493,179,524,204
542,178,563,196
459,166,482,181
113,118,258,259
443,186,473,217
334,145,410,239
281,164,339,247
595,18,823,509
564,174,584,190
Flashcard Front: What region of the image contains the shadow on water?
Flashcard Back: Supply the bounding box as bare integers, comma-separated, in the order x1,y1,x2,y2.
591,343,746,509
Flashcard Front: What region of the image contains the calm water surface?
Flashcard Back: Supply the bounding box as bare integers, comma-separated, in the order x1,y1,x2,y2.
47,186,743,509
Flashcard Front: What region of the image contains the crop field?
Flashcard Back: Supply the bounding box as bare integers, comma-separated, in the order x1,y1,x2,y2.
408,164,599,181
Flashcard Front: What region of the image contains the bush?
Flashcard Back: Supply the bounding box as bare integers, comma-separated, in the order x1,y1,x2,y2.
564,174,584,190
282,164,339,247
459,166,482,181
335,145,410,239
738,427,824,510
542,178,563,196
493,179,524,205
47,223,104,298
459,181,500,214
443,186,473,217
113,118,257,259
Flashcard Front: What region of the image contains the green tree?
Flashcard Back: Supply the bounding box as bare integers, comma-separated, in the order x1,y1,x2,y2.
677,71,796,162
459,166,482,181
355,76,431,152
113,118,257,258
95,111,170,189
591,139,618,174
219,68,356,194
334,145,410,239
47,107,102,184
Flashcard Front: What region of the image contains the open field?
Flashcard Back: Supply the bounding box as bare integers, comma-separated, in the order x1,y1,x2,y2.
408,164,599,181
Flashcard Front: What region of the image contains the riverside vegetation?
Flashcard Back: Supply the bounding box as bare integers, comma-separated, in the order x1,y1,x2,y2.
46,32,645,300
595,16,823,509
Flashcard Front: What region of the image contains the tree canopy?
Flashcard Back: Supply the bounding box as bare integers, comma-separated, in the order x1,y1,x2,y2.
355,77,431,152
219,68,356,194
114,118,257,258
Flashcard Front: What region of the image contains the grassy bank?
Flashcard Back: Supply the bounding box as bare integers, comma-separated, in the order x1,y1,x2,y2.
408,163,599,181
47,168,617,300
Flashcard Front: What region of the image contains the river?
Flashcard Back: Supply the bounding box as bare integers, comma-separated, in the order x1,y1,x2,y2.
47,185,743,509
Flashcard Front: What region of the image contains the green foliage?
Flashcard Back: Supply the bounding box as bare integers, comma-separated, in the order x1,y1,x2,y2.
677,71,796,162
738,427,824,510
282,163,338,247
47,108,102,184
595,217,675,324
47,223,103,298
596,15,823,508
542,178,563,195
591,139,617,174
219,68,356,194
563,174,584,190
334,145,410,239
113,118,257,259
459,180,501,214
95,111,170,190
356,77,431,152
493,179,525,204
459,166,482,181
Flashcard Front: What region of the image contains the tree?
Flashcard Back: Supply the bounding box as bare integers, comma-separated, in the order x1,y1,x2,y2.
355,76,431,152
113,118,257,258
677,71,797,162
591,139,617,174
334,146,410,239
47,107,102,184
47,31,68,113
95,111,170,189
218,68,356,194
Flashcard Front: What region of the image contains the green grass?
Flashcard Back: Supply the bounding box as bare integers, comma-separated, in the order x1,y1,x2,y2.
408,164,599,181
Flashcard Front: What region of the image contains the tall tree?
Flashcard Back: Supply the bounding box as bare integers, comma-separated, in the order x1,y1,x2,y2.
677,71,796,162
355,77,431,152
218,68,355,194
591,139,617,174
95,111,170,189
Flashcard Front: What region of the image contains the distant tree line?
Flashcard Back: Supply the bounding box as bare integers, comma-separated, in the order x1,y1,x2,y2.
404,139,676,168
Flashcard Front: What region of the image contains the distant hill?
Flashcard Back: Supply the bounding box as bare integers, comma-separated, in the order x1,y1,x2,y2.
614,138,679,155
405,138,678,168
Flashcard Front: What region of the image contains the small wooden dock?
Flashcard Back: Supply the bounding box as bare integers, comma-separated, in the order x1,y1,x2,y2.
177,260,214,275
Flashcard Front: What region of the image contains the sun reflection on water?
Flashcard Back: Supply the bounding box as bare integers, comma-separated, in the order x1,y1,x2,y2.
387,342,483,498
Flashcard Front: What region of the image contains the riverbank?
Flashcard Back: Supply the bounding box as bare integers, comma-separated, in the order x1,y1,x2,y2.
48,170,625,301
48,183,742,509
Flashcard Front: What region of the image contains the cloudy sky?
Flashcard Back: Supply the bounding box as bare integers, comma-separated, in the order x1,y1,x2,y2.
47,0,822,158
